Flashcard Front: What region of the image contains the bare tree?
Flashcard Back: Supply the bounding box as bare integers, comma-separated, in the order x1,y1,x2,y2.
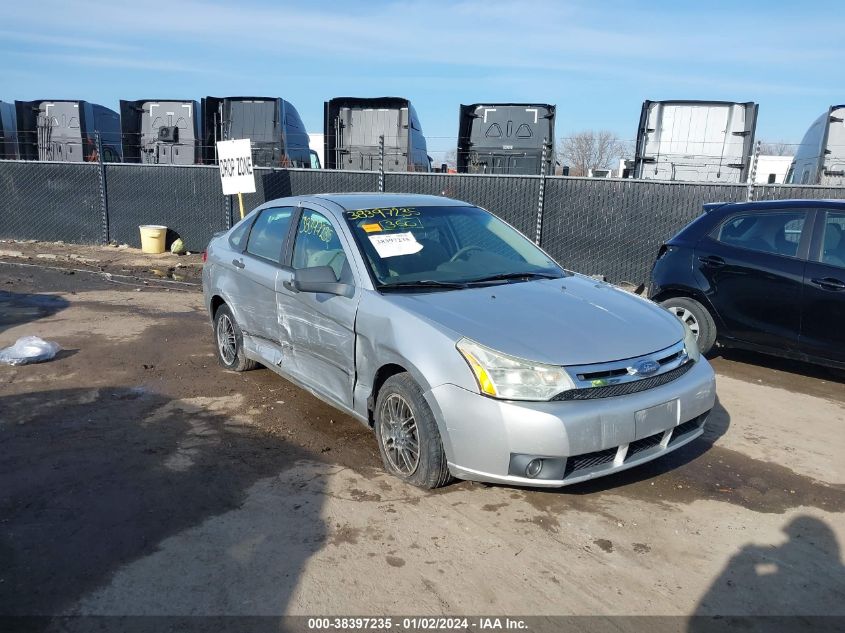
558,130,625,176
442,148,457,170
759,140,792,156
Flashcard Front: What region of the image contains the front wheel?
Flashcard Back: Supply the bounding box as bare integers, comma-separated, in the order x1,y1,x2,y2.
660,296,717,355
374,373,452,489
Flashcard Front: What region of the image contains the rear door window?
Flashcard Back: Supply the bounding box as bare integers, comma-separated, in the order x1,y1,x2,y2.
228,218,253,251
714,210,809,258
818,211,845,268
245,207,294,263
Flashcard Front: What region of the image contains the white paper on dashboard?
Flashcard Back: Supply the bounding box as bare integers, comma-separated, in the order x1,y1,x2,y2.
368,232,424,258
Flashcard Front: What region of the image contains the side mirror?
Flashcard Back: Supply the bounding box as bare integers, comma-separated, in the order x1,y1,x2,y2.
293,266,352,297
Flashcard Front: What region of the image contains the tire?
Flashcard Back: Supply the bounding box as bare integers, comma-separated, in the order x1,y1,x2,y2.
374,373,452,489
213,304,256,372
660,296,717,355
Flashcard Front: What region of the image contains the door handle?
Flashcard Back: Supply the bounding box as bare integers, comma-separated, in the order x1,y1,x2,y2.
698,255,725,267
232,259,244,269
810,277,845,291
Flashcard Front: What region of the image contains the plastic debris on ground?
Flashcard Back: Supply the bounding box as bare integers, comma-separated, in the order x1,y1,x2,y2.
0,336,62,366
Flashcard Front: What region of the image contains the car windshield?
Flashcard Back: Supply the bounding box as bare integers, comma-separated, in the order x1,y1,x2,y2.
344,205,565,289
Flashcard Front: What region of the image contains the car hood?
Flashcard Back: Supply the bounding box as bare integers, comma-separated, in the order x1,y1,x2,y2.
383,275,684,366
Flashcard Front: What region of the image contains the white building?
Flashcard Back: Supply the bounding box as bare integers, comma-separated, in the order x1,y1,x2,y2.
308,133,324,169
751,155,793,184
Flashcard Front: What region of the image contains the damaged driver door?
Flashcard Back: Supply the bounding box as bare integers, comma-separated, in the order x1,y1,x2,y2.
275,207,361,410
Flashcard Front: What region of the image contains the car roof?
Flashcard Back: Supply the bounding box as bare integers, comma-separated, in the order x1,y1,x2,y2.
249,193,473,220
704,199,845,213
310,193,471,211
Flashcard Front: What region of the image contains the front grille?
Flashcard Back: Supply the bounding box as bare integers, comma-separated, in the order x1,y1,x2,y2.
563,446,617,478
553,361,694,401
657,350,683,365
627,431,664,459
577,352,683,382
560,411,708,480
669,414,706,444
578,366,630,382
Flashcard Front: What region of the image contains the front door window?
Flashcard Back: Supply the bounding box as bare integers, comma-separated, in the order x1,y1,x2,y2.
292,209,354,284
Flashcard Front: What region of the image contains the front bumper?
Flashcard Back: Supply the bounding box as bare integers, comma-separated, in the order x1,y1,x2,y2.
425,358,716,488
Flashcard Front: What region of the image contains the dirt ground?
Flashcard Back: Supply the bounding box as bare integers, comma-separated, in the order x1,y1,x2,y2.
1,242,844,622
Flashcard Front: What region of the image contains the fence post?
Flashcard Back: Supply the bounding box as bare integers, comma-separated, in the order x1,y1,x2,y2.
534,138,550,244
746,139,761,202
378,135,385,193
95,132,110,244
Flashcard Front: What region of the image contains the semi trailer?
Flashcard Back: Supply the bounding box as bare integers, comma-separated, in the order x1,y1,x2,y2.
457,103,555,175
201,96,311,168
633,100,758,182
14,100,122,162
120,99,202,165
324,97,430,172
0,101,18,159
785,105,845,186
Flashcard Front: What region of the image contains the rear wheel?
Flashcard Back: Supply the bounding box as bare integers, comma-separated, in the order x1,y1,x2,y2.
374,373,452,489
660,296,717,355
213,304,256,372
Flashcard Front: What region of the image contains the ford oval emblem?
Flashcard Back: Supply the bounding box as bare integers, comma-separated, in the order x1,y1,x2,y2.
632,360,660,376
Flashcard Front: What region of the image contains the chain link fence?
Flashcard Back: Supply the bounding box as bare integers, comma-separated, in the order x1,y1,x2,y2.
0,161,103,244
238,168,380,218
385,172,541,239
752,184,845,201
1,159,844,285
105,164,228,250
541,178,749,284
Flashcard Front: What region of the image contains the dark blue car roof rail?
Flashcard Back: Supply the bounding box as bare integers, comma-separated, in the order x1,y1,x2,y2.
704,199,845,213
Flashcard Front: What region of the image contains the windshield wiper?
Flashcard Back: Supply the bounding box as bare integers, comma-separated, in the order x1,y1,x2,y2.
465,271,562,285
377,280,468,291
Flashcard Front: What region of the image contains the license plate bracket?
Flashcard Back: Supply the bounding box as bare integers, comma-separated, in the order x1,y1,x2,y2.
635,399,679,438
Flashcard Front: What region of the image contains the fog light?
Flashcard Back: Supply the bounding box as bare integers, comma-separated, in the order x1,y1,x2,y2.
525,459,543,478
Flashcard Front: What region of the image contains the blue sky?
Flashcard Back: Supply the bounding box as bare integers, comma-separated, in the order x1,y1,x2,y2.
2,0,843,162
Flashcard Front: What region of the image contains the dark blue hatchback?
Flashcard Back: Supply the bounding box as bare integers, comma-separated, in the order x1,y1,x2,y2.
649,199,845,369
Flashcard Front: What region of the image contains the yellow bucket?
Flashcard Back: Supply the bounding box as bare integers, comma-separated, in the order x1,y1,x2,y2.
139,225,167,254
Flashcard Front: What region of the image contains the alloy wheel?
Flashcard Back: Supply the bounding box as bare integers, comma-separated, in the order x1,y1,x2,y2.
379,393,420,475
216,313,237,364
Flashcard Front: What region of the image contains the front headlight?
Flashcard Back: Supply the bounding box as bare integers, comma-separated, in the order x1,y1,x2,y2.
683,323,701,363
456,338,575,401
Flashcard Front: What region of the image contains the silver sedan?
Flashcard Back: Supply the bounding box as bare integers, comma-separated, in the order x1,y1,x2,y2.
202,194,716,488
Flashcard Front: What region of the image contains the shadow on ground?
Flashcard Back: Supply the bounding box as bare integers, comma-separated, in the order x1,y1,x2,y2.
0,290,69,335
0,387,326,619
690,515,845,625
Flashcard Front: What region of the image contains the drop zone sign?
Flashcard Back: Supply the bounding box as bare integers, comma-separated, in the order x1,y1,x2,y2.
216,139,256,195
